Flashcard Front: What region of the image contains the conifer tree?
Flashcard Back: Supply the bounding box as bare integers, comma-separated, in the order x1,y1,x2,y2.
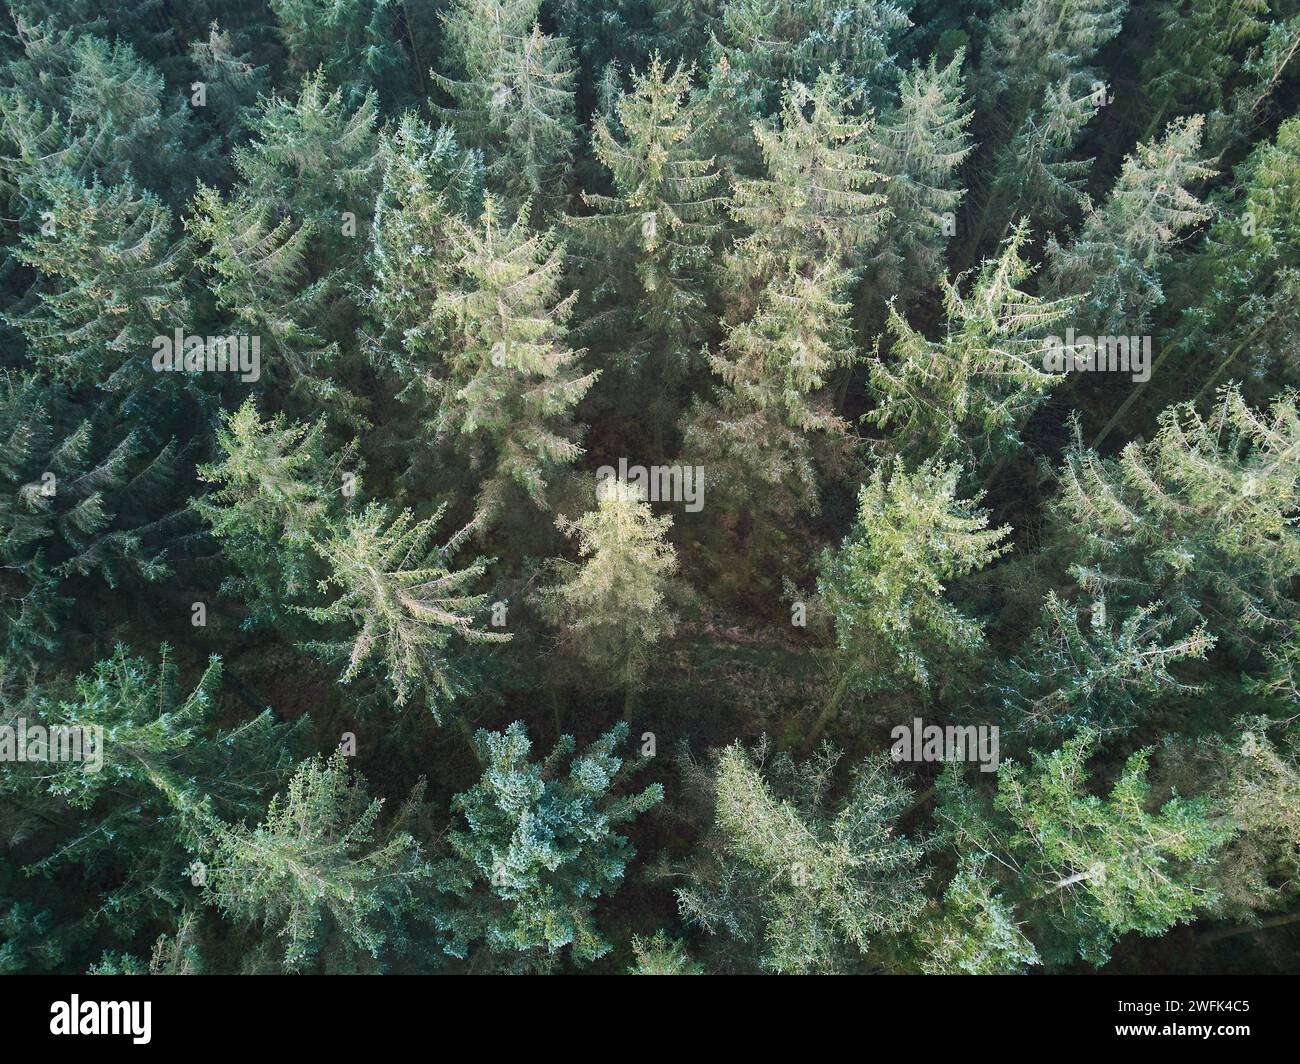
1140,0,1275,137
867,50,974,304
977,0,1126,124
682,257,857,521
1210,14,1300,149
188,185,358,420
573,55,724,363
187,21,268,143
1046,115,1216,333
710,258,856,435
433,720,662,970
193,400,357,627
867,223,1075,472
0,374,180,657
726,70,887,298
433,197,597,523
967,0,1126,251
937,730,1231,966
10,171,192,399
1052,388,1300,647
628,930,704,974
300,502,507,714
981,80,1100,240
0,21,197,204
812,459,1010,742
0,646,307,947
1202,719,1300,920
538,480,681,711
367,115,485,392
714,0,912,112
434,0,577,215
991,592,1215,738
1164,115,1300,404
268,0,411,101
233,72,382,269
677,741,927,973
912,857,1041,974
202,751,431,973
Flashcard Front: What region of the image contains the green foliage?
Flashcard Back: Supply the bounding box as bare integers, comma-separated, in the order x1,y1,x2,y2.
868,49,975,302
913,857,1041,974
0,20,196,203
193,399,356,626
0,373,180,656
433,197,597,522
1052,387,1300,646
0,645,306,945
818,459,1010,692
367,114,485,386
714,0,912,110
628,929,703,974
268,0,411,101
677,741,927,973
10,170,191,397
1046,115,1216,333
539,480,680,698
868,222,1074,471
573,55,724,362
992,592,1215,738
435,0,577,215
300,502,508,715
727,70,887,295
938,729,1232,966
433,720,662,969
202,751,431,973
6,0,1300,980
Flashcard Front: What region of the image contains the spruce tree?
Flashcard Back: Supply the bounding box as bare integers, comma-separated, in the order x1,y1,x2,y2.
538,479,681,712
677,741,927,973
867,50,975,305
232,71,382,269
814,459,1010,735
433,197,597,523
0,374,181,657
1052,387,1300,647
867,222,1075,472
937,730,1231,966
367,114,484,396
433,720,662,970
268,0,411,102
1046,115,1216,334
434,0,577,215
193,399,357,627
628,930,704,974
714,0,912,112
188,185,356,418
727,70,887,298
0,646,307,949
0,21,197,204
299,502,507,714
202,751,431,973
991,592,1215,738
572,55,724,363
10,171,192,399
912,857,1041,974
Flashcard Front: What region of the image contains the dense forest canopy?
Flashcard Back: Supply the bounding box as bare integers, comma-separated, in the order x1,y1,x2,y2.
0,0,1298,976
